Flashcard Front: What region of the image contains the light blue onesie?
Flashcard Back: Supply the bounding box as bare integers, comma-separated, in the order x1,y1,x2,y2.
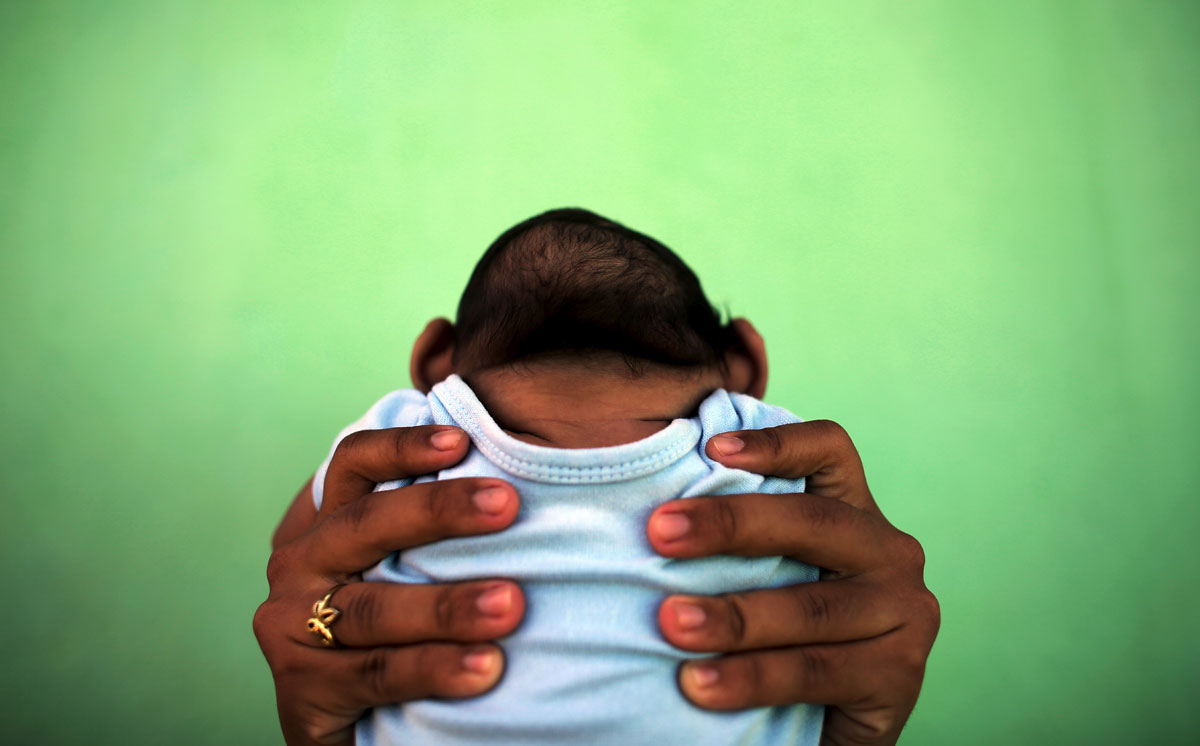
313,374,824,746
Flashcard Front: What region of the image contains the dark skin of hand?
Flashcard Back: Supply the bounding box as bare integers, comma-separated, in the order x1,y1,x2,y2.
254,421,939,746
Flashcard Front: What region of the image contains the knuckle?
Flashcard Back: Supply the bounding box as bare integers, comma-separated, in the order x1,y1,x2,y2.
798,588,832,628
721,594,749,647
812,419,860,467
390,426,420,463
758,426,785,459
343,587,381,639
265,548,292,587
925,590,942,633
335,429,370,461
360,648,393,701
899,639,930,674
712,498,740,547
798,647,829,686
423,481,455,530
298,717,336,746
340,491,374,532
895,531,926,570
813,419,852,448
435,587,457,633
793,496,832,530
849,710,895,742
251,602,274,646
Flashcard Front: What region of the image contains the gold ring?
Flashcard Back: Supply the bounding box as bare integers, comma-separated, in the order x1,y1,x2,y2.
306,585,345,647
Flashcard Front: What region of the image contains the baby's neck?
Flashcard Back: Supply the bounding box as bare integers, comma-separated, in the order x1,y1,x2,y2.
462,358,723,449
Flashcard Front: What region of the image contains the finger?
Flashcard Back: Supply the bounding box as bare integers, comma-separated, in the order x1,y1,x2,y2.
304,581,525,648
299,478,519,575
299,642,506,709
677,637,895,711
321,426,471,516
658,577,899,652
351,643,505,703
647,493,895,572
705,421,877,513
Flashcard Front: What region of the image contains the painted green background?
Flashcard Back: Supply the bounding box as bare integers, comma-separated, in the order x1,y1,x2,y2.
2,1,1196,743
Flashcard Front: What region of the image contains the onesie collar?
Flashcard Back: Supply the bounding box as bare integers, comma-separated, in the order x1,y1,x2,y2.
431,374,703,484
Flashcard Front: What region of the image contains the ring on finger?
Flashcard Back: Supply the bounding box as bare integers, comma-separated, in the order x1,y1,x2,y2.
306,584,346,647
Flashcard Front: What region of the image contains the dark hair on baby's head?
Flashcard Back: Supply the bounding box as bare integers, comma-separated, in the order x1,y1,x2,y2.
454,208,739,372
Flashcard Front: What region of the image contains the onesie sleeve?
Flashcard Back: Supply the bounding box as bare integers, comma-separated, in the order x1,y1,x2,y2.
311,389,434,511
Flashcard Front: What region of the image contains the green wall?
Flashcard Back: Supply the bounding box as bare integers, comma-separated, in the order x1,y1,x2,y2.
2,1,1196,743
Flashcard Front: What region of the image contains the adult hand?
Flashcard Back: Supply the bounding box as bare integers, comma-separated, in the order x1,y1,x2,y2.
253,426,526,746
648,420,940,746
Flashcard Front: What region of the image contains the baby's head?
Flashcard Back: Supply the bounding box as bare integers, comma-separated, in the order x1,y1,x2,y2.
410,208,767,399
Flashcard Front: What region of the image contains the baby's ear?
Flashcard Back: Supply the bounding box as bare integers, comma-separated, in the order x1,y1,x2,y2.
722,318,768,399
410,318,457,393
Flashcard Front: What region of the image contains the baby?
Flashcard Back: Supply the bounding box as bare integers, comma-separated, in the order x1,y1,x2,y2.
312,209,823,745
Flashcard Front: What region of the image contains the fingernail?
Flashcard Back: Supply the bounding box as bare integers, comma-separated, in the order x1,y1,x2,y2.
472,487,510,515
710,435,745,456
686,663,720,689
673,601,707,630
476,584,513,616
431,429,465,450
652,512,691,542
461,646,498,674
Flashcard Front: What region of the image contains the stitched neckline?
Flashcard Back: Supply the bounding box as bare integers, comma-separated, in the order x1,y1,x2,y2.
432,375,702,484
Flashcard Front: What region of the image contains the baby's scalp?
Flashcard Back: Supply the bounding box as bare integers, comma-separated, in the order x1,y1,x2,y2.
452,208,742,375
